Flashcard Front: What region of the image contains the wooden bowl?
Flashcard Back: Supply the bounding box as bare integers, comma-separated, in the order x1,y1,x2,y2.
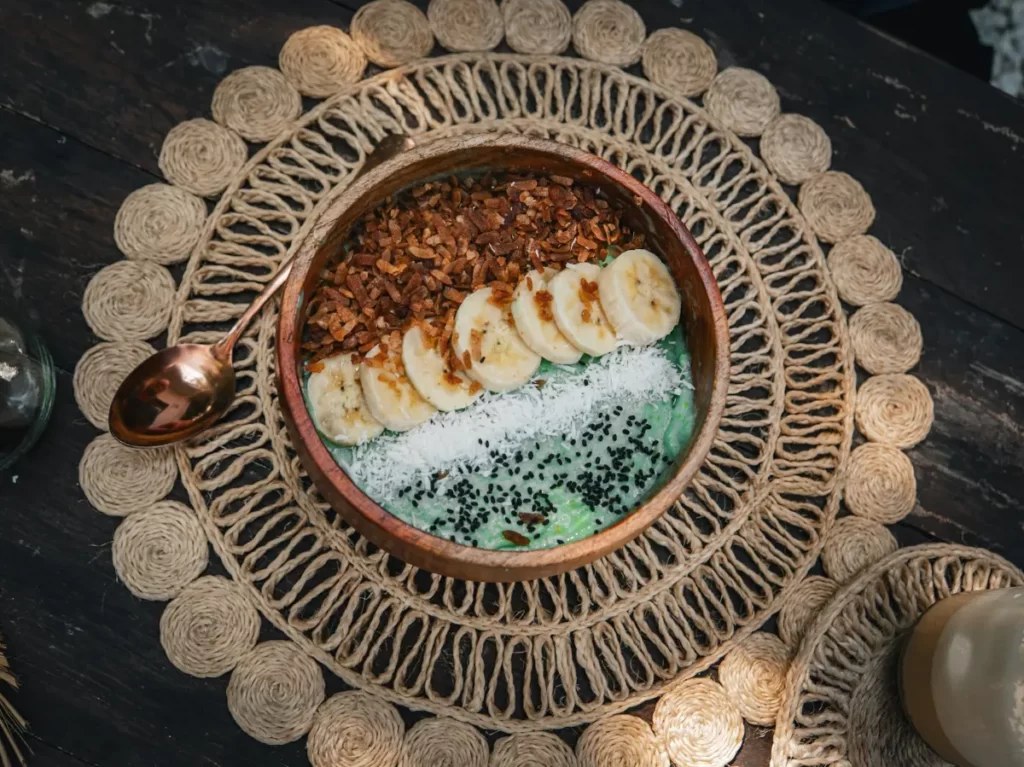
278,135,729,582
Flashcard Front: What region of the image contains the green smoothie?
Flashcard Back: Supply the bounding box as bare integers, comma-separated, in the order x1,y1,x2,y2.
309,327,695,551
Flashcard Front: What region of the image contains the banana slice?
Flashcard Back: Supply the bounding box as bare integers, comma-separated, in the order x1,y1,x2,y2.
511,269,583,365
548,262,618,356
359,344,437,431
307,353,384,446
402,324,482,411
598,248,681,345
452,287,541,392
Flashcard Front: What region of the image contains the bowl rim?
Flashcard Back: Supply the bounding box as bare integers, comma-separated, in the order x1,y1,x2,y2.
277,134,730,581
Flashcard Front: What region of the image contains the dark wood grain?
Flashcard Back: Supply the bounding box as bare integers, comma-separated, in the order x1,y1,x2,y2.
0,0,355,173
1,0,1023,764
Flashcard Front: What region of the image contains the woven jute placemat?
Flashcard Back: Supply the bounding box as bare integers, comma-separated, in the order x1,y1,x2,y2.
771,544,1023,767
72,0,947,759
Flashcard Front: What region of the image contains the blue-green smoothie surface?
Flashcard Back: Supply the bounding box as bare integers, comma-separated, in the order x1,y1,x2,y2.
309,327,695,550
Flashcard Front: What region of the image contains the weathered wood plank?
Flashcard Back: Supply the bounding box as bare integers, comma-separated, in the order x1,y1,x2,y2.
898,274,1024,555
0,0,354,174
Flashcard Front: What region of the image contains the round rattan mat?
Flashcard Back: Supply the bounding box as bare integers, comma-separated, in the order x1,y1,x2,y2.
771,544,1023,767
73,0,945,757
164,52,848,731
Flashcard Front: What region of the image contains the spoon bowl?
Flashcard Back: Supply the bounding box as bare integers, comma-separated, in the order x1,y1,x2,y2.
109,343,235,447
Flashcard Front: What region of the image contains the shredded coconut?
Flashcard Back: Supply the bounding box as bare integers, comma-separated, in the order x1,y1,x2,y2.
348,345,687,502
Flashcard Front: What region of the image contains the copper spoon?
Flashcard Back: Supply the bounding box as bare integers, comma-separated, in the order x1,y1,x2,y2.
108,134,416,447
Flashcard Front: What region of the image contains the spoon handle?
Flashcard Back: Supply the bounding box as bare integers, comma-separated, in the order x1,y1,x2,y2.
212,259,293,359
210,134,416,360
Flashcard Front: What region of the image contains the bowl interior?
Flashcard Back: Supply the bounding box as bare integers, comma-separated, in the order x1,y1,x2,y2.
278,135,728,581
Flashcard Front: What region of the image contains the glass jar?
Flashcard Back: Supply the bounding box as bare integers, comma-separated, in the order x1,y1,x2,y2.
0,315,56,471
900,588,1024,767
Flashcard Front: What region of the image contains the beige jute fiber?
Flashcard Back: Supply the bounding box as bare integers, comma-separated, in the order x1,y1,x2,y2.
427,0,504,53
227,641,325,745
821,515,898,583
575,715,668,767
112,501,208,601
73,340,156,430
653,678,743,767
211,66,302,143
160,576,260,678
307,691,404,767
798,170,876,243
79,433,176,517
279,26,368,98
158,118,247,198
352,0,434,67
826,234,903,306
717,632,791,726
491,732,578,767
777,575,838,648
82,260,175,342
772,545,1024,767
844,442,917,523
113,183,207,265
855,373,934,449
849,302,923,375
641,28,717,98
571,0,646,67
399,716,489,767
502,0,571,55
759,113,832,185
704,67,780,137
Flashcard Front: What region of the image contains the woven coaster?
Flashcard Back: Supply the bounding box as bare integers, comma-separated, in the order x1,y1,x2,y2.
399,716,489,767
158,118,248,198
849,301,923,375
73,340,155,430
572,0,646,67
704,67,780,137
79,433,176,517
575,714,668,767
113,183,207,265
826,234,903,306
772,545,1024,767
759,114,832,185
641,28,716,97
82,260,175,342
427,0,504,53
821,515,898,583
307,691,404,767
227,641,325,745
352,0,434,67
111,501,208,601
502,0,571,55
653,678,743,767
717,632,790,726
777,575,838,648
160,575,260,678
855,373,934,449
491,732,577,767
211,66,302,143
798,171,876,244
844,442,917,523
279,26,368,98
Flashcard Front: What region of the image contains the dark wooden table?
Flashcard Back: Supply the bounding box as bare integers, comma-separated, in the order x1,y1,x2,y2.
2,0,1023,764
